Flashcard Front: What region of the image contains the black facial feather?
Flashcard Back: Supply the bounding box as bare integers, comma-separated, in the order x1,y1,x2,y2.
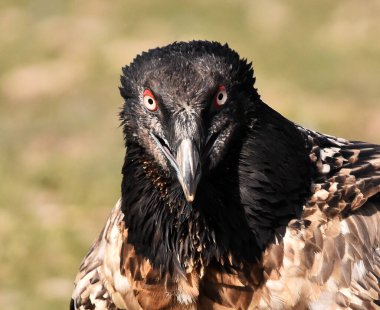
119,40,312,275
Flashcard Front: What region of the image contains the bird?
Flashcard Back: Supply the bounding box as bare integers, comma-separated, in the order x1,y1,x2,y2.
70,40,380,310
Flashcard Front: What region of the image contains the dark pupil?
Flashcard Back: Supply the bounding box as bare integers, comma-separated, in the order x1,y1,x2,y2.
148,98,154,105
218,93,224,101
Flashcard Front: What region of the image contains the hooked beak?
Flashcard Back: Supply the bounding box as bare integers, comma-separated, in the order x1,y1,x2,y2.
151,133,201,203
175,139,201,202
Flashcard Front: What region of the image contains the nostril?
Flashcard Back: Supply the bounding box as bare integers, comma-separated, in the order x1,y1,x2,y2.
154,134,174,155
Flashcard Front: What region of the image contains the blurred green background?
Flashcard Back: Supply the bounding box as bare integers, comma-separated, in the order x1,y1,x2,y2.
0,1,379,309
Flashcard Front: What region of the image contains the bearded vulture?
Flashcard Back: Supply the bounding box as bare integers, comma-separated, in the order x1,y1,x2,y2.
71,41,380,310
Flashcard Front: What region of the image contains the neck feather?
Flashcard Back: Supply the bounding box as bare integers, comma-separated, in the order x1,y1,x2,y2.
120,102,312,276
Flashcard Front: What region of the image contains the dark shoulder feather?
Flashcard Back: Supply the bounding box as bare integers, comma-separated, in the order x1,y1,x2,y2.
302,127,380,217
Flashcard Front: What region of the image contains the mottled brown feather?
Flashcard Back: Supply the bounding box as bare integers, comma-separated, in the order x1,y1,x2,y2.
72,131,380,309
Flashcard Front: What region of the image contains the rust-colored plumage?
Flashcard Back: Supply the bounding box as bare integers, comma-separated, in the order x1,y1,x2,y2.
71,41,380,309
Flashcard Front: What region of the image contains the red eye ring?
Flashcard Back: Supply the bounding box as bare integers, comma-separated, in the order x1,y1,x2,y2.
143,89,158,112
214,85,227,108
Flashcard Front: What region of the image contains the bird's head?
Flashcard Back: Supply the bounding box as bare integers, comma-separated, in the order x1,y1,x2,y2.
120,41,259,203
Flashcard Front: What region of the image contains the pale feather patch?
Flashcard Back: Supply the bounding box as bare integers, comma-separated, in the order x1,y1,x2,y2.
321,164,330,174
176,292,194,305
340,220,350,235
175,273,199,306
328,182,338,193
309,291,336,310
269,277,305,309
259,297,270,309
111,291,128,309
72,269,97,299
97,240,106,261
268,292,285,310
89,282,105,304
315,189,329,201
265,279,284,292
113,271,131,295
325,277,338,293
320,147,341,160
371,157,380,168
93,299,108,310
339,288,364,305
264,281,286,310
352,260,366,281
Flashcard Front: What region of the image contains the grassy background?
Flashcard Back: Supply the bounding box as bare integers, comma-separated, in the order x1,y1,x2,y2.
1,1,379,309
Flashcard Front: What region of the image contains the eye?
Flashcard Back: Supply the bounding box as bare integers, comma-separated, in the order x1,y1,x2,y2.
143,89,158,112
214,85,227,108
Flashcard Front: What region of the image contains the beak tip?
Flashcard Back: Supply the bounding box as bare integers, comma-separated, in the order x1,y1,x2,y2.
185,194,195,203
